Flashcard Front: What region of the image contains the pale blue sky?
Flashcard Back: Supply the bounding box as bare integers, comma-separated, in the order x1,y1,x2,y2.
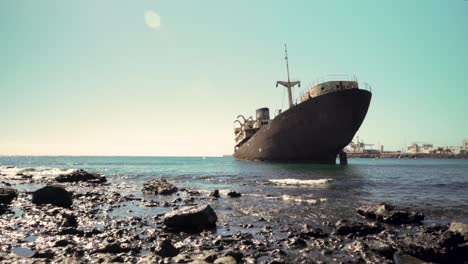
1,0,467,155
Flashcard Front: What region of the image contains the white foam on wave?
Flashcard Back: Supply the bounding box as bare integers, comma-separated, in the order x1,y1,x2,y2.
281,195,328,204
269,178,332,186
0,166,76,181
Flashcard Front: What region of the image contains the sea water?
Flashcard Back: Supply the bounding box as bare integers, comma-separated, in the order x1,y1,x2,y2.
1,156,467,224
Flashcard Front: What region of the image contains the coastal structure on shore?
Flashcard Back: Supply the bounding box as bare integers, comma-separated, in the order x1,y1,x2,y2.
407,141,468,155
407,143,434,154
345,137,379,153
345,139,468,157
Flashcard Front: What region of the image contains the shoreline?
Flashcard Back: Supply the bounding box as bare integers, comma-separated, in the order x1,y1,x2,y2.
347,152,468,159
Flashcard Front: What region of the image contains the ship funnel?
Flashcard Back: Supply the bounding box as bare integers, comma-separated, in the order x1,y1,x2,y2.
256,108,270,121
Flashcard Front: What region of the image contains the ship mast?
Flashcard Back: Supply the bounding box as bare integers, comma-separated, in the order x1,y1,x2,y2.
276,44,300,109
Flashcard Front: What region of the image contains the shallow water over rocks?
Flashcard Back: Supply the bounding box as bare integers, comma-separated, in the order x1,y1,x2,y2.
0,157,467,263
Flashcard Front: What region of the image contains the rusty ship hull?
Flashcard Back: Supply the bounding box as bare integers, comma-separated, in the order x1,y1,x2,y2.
233,88,372,164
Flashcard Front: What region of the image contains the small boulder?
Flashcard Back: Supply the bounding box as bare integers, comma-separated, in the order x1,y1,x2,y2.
0,188,18,204
54,239,73,247
227,191,241,198
97,243,131,254
32,185,73,208
398,224,468,263
55,169,106,183
32,250,55,259
210,189,220,198
448,222,468,241
287,237,307,248
357,203,424,225
163,204,217,231
155,239,179,258
61,213,78,228
300,224,329,238
334,220,383,236
142,179,178,195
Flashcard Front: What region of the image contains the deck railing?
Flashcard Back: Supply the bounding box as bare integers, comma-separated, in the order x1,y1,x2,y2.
306,75,372,92
298,75,372,102
310,75,359,87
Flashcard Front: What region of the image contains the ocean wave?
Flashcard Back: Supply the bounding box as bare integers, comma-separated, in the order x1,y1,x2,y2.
281,195,328,204
0,166,75,180
268,178,332,186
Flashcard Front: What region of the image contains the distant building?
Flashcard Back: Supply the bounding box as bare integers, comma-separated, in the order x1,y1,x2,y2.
430,147,452,154
407,143,433,154
463,140,468,151
448,146,463,155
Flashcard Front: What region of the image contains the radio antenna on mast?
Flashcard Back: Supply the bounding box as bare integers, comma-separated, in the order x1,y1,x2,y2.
276,44,301,109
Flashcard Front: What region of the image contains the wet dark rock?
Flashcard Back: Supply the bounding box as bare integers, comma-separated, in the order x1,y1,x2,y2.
227,191,241,198
0,187,18,204
58,227,84,236
393,251,427,264
110,255,125,263
199,252,219,262
96,254,126,263
32,185,73,208
0,253,22,263
261,225,272,233
365,239,396,259
1,181,12,186
334,220,383,236
287,237,307,248
344,240,393,264
224,251,244,262
84,228,103,237
32,249,55,259
55,169,106,183
155,239,180,257
163,204,217,231
20,174,32,179
300,224,328,238
270,249,287,257
398,224,468,263
210,189,220,198
184,189,201,196
98,243,131,254
357,203,424,225
54,239,73,247
61,213,78,228
142,178,178,195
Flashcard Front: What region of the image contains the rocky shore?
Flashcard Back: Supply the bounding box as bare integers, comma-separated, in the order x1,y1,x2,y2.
1,168,467,263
